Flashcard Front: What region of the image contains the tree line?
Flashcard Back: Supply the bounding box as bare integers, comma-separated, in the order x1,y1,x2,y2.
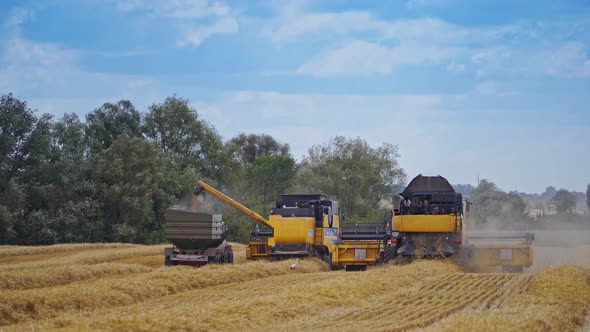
1,93,587,245
460,180,589,228
0,93,407,245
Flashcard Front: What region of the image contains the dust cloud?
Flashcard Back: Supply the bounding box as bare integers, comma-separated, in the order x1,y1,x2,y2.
526,218,590,273
463,206,590,273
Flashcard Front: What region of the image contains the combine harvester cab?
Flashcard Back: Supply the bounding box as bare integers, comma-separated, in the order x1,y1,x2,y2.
266,193,337,260
164,210,233,267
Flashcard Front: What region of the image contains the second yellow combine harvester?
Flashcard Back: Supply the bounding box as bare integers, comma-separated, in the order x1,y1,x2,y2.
389,174,534,272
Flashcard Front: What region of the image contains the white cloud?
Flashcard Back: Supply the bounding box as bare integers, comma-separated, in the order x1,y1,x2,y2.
470,42,590,79
268,11,516,46
0,37,160,114
0,6,162,107
177,17,238,47
198,90,443,159
297,41,395,76
447,61,465,72
297,40,459,76
268,11,387,44
116,0,230,19
3,38,77,67
267,6,590,80
116,0,238,47
266,9,526,77
544,42,590,78
406,0,445,9
196,89,589,192
475,81,519,97
4,7,34,28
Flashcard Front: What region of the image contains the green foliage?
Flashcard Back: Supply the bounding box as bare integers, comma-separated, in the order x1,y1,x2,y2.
0,93,36,192
229,133,290,166
53,113,86,159
222,208,257,244
144,96,228,182
2,94,420,246
212,134,296,244
94,134,172,242
220,156,296,243
0,94,200,245
9,91,582,245
85,100,142,154
470,179,527,225
549,189,576,215
453,183,475,196
297,136,406,220
246,156,296,204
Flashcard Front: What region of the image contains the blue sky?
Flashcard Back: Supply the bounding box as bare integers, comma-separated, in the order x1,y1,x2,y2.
1,0,589,193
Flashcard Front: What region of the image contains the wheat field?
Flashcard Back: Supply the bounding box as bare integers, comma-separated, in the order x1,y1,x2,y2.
0,243,588,331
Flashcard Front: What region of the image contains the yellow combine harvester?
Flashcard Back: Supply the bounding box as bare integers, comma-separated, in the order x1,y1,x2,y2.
193,181,392,271
390,174,534,272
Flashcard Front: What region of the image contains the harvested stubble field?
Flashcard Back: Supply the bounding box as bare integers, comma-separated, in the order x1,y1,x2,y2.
0,244,588,331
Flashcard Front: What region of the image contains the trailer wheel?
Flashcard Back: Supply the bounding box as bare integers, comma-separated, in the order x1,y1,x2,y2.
502,265,524,273
345,265,367,272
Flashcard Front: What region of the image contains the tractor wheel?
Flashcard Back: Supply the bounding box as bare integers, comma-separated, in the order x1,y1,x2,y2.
345,265,367,272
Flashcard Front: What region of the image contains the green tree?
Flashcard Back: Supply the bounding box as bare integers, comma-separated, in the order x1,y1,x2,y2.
53,113,87,159
541,186,557,201
143,96,229,182
216,134,295,244
470,179,503,221
9,112,102,244
503,191,527,217
94,134,172,242
0,94,43,244
246,156,296,205
229,133,290,166
1,108,63,244
86,100,142,154
0,179,26,244
470,179,526,225
297,136,406,219
549,189,576,214
0,93,36,192
48,114,101,243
